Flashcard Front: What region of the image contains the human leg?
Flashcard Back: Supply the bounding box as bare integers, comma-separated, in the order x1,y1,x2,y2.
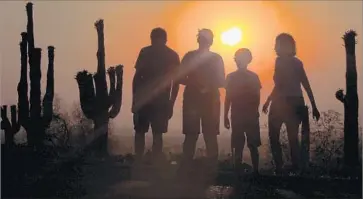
246,119,262,173
285,97,305,171
182,133,199,162
268,105,284,172
150,110,168,161
286,119,301,171
231,131,245,167
203,134,219,163
133,112,150,161
201,93,221,162
249,146,259,173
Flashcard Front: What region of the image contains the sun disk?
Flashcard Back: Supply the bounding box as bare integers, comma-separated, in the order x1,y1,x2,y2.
221,27,242,46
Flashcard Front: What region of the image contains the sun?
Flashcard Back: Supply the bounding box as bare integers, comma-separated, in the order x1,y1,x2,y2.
221,27,242,46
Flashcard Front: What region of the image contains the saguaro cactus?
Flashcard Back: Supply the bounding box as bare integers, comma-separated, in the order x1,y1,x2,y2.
1,105,21,147
76,19,123,153
335,30,359,167
16,2,55,148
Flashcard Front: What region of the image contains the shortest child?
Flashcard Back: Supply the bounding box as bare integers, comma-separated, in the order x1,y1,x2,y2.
224,48,262,174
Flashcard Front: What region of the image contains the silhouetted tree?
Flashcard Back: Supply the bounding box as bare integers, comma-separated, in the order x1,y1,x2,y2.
1,105,21,147
75,19,123,153
16,3,55,149
335,30,359,167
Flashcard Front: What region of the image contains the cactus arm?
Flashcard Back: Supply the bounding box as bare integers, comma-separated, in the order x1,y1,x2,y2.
107,67,116,108
1,105,13,145
1,106,11,131
29,48,42,123
76,71,96,119
42,46,55,127
26,2,35,51
10,105,20,133
335,89,346,103
18,32,30,129
109,65,123,118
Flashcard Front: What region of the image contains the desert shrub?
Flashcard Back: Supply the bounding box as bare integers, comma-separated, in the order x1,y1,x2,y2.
263,109,362,175
67,102,93,148
309,110,345,171
45,94,71,152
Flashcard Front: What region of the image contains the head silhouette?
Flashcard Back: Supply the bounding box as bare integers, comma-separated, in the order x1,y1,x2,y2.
234,48,252,69
150,27,167,46
197,29,214,49
275,33,296,57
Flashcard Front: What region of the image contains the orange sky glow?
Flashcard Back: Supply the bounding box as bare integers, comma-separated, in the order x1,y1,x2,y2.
0,1,362,134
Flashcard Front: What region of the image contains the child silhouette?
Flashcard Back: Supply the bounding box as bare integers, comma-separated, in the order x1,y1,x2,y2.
224,48,261,174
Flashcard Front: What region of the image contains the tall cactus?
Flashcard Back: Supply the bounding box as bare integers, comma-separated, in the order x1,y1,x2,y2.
335,30,359,167
75,19,123,153
16,2,55,148
1,105,21,147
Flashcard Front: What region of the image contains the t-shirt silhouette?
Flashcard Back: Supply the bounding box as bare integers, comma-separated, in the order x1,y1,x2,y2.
226,69,261,119
273,56,306,98
134,45,180,107
181,50,225,101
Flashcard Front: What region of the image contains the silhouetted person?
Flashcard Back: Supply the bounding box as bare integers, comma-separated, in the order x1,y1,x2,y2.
224,48,261,174
132,28,180,164
262,33,320,173
179,29,225,174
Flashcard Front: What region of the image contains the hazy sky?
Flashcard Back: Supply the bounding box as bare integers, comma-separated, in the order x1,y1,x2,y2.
1,1,362,136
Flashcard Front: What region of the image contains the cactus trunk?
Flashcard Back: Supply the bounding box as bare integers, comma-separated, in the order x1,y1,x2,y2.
29,48,43,146
15,2,55,149
344,35,359,167
76,19,123,154
336,30,359,167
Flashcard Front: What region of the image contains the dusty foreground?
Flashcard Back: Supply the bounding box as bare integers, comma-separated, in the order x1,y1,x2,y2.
78,156,362,199
2,153,361,199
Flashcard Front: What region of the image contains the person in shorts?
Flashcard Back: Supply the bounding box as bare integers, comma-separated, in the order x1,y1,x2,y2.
179,29,225,172
224,48,261,174
132,27,180,163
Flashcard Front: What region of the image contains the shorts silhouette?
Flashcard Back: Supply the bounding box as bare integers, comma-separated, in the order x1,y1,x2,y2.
231,117,261,148
134,104,169,134
182,91,220,135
